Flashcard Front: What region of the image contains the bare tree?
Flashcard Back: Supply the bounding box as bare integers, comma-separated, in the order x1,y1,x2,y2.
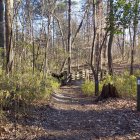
67,0,72,75
130,0,139,75
107,0,114,75
0,0,4,48
5,0,14,73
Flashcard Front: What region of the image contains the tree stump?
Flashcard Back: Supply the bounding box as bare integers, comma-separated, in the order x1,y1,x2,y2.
96,83,119,102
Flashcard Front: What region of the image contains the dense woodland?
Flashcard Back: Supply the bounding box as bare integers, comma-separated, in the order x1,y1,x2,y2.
0,0,140,139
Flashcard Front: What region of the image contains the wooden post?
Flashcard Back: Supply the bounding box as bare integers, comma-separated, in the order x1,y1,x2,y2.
72,72,75,80
137,77,140,111
76,71,80,80
82,70,85,79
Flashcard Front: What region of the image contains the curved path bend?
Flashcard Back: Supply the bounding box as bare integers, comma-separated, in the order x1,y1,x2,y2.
2,84,140,140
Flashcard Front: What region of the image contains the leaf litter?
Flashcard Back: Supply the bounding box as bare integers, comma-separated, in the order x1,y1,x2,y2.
1,87,140,140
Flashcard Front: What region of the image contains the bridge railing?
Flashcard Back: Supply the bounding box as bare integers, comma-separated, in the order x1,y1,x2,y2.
71,69,107,81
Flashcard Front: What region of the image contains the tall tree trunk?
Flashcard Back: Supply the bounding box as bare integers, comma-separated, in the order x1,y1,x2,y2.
52,17,55,49
90,0,98,95
130,0,139,75
68,0,72,75
32,21,35,74
122,28,125,60
93,0,103,96
44,17,50,77
25,0,32,44
130,26,137,75
107,0,114,75
0,0,4,48
5,0,14,73
90,0,96,67
101,39,107,68
108,32,114,75
94,33,99,95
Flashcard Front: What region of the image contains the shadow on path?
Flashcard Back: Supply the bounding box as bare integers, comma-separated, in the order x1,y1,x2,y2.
6,101,140,140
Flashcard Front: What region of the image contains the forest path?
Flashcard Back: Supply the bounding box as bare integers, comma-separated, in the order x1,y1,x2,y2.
46,96,139,140
51,82,96,104
43,62,140,139
1,84,140,140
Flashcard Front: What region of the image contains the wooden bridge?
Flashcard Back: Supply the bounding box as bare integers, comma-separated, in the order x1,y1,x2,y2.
70,69,107,81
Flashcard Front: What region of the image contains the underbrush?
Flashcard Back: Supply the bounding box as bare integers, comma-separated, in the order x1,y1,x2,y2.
81,71,137,98
102,72,136,98
0,70,60,113
81,80,102,96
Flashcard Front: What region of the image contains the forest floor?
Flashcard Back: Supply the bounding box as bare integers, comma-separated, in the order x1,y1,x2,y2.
1,84,140,140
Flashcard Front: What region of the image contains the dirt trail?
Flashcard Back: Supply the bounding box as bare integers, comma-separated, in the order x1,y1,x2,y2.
1,85,140,140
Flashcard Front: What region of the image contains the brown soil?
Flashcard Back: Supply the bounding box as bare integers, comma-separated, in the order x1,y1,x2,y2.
1,85,140,140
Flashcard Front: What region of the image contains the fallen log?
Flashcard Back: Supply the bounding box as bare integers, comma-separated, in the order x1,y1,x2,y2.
51,71,71,86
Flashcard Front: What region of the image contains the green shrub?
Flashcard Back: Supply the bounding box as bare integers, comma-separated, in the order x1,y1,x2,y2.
81,72,137,98
101,74,114,85
81,80,103,96
0,71,60,110
81,80,94,96
47,76,61,90
101,73,137,98
0,90,11,110
134,70,140,77
39,76,60,99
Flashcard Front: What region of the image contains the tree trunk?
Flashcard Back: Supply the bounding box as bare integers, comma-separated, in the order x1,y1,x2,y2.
94,73,99,96
5,0,14,73
107,0,114,75
68,0,72,75
122,28,125,60
130,27,136,75
108,32,114,75
101,39,107,68
0,0,4,48
44,17,50,77
32,21,35,74
130,0,139,75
